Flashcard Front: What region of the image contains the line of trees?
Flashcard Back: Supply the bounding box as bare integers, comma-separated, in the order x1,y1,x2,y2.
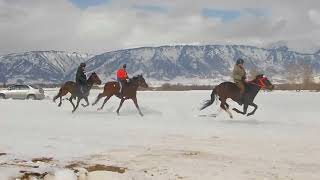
284,63,320,90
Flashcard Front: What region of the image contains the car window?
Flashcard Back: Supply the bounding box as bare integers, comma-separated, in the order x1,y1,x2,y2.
8,85,18,90
30,85,38,89
20,85,30,90
16,85,23,90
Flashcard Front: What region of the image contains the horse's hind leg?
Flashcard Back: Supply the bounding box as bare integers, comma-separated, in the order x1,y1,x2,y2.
225,102,230,109
220,99,233,119
247,103,258,116
92,93,105,106
54,88,68,107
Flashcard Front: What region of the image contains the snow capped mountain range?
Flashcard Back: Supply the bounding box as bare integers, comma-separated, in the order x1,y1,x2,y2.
1,45,320,85
0,51,92,84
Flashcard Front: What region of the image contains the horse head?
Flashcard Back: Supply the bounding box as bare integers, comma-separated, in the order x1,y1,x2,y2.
253,74,274,90
132,74,148,88
88,72,102,85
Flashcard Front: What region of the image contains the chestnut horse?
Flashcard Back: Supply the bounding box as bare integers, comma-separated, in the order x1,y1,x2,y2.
53,72,102,113
200,74,274,118
92,75,148,116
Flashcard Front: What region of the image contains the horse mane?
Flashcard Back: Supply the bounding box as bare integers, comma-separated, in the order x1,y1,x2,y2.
131,74,143,80
87,72,95,80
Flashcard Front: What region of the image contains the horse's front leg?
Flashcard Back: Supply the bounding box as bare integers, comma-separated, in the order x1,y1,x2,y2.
97,95,112,111
247,102,258,116
116,98,125,115
232,104,248,115
69,96,76,109
81,97,90,107
132,97,143,116
92,93,105,106
72,97,82,113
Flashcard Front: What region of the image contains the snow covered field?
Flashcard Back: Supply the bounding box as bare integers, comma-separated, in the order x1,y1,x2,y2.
0,90,320,179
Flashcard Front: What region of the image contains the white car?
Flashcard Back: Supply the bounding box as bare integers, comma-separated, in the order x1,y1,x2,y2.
0,85,45,100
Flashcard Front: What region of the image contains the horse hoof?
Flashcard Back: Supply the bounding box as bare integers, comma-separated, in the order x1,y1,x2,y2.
97,108,102,111
139,113,144,117
230,115,233,119
247,113,253,116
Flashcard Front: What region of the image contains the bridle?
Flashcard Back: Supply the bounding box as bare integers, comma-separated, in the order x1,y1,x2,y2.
248,77,268,89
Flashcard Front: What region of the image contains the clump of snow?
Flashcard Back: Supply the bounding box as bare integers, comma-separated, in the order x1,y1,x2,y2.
43,169,77,180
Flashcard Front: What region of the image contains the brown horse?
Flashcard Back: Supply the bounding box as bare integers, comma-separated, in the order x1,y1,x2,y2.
53,72,102,113
92,75,148,116
200,74,274,118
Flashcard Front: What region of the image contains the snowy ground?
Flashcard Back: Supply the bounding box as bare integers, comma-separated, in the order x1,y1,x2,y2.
0,90,320,179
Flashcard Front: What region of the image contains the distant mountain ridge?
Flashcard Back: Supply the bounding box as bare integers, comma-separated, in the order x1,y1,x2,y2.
0,51,92,84
1,45,320,85
81,45,320,85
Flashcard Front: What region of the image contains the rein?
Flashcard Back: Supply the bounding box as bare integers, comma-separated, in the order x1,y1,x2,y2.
247,77,267,88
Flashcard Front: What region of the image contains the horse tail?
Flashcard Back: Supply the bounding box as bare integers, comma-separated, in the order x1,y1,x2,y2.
200,88,217,110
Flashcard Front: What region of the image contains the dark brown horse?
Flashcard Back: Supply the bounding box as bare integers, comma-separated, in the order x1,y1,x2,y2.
200,74,274,118
92,75,148,116
53,72,102,113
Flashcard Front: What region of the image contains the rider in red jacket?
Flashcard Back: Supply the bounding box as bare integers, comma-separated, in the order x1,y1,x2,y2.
117,64,129,95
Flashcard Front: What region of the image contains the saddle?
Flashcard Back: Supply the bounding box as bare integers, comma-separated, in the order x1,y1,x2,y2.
233,81,250,105
76,84,89,97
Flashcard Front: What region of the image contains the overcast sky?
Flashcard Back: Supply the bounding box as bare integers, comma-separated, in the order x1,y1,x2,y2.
1,0,320,55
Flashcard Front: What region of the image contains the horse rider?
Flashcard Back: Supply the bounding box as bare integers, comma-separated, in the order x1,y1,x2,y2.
232,58,247,104
117,64,129,96
75,62,87,95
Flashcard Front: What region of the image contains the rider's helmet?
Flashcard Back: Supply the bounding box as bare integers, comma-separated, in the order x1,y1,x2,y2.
123,64,127,69
80,62,86,68
236,58,244,65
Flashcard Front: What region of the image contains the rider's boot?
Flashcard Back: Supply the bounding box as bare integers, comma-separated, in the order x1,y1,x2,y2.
80,86,85,95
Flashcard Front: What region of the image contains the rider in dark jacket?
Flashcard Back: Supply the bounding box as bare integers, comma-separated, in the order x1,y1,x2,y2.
76,63,87,94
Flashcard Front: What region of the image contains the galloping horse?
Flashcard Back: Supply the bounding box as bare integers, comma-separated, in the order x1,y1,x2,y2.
200,74,274,118
53,72,102,113
92,75,148,116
